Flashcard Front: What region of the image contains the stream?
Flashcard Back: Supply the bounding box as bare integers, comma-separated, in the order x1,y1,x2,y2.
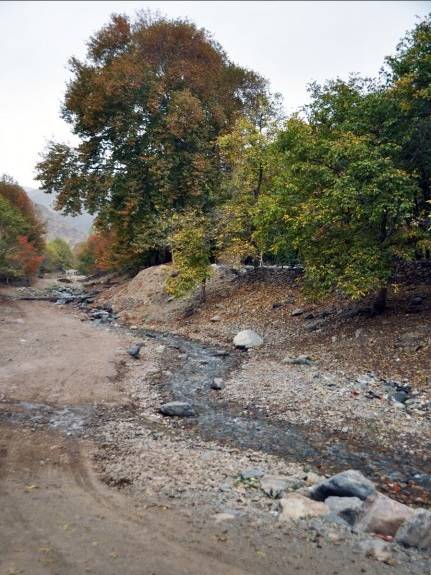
137,327,431,504
2,288,430,505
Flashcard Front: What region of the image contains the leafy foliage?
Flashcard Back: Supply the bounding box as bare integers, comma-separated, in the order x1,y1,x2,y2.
74,232,115,275
165,211,212,300
0,176,45,281
43,238,75,272
273,120,419,300
36,12,267,272
35,13,431,308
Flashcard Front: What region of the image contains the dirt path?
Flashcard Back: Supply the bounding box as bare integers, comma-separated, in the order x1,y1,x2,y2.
0,296,415,574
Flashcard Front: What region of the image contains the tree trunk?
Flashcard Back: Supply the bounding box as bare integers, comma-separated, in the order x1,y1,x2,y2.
373,287,387,314
200,279,206,303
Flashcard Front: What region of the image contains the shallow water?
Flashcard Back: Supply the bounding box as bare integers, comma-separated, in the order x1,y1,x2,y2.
139,329,431,501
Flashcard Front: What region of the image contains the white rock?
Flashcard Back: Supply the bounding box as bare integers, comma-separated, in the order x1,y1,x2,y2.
233,330,263,349
279,494,329,521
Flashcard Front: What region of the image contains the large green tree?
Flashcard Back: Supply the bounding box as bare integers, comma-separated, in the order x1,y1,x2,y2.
36,12,267,271
272,119,420,310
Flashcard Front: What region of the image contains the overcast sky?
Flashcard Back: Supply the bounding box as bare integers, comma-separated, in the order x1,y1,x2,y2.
1,1,429,188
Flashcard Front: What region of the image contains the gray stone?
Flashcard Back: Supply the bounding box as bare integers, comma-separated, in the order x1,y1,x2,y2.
309,470,375,501
325,496,363,525
127,343,143,358
395,509,431,550
354,492,414,536
283,355,314,366
291,308,304,317
213,350,229,357
391,390,409,404
210,315,222,322
305,320,324,332
233,330,263,349
240,468,265,480
159,401,196,417
211,378,225,390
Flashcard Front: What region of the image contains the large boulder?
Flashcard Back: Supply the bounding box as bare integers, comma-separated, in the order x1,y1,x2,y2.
395,509,431,550
159,401,196,417
354,492,414,536
233,330,263,349
279,494,329,521
309,470,375,501
325,496,363,525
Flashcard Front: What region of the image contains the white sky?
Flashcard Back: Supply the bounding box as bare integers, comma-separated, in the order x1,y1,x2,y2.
1,1,429,188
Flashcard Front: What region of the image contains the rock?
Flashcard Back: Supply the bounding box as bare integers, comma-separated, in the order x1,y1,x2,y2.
291,308,304,317
303,312,315,320
279,494,329,521
305,320,324,332
260,475,302,499
159,401,196,417
210,315,221,322
358,539,393,564
283,355,314,366
325,496,363,525
233,330,263,349
309,470,375,501
240,468,265,480
411,473,431,490
354,492,414,536
211,378,225,390
213,350,229,357
272,302,283,309
91,310,110,319
390,390,409,404
127,343,143,358
395,509,431,550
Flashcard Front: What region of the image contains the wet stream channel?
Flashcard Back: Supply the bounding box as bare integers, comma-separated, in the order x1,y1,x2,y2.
137,327,431,504
1,294,430,505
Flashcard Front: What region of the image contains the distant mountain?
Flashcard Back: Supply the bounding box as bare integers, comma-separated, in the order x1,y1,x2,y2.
25,187,94,245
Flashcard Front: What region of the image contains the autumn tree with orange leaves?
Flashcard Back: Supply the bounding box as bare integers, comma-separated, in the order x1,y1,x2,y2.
0,176,45,282
36,12,267,272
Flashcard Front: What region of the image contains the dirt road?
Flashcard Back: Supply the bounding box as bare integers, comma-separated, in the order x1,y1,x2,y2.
0,296,415,574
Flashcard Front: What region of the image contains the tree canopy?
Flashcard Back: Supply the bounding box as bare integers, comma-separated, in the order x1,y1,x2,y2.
36,12,267,272
36,12,431,309
0,176,45,282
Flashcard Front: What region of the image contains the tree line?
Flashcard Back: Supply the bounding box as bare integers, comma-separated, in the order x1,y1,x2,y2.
35,12,431,310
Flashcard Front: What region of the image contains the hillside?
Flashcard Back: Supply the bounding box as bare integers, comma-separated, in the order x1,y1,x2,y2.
26,187,93,245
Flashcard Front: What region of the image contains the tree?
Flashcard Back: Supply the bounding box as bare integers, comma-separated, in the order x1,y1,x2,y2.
271,118,419,310
43,238,75,272
0,176,45,253
165,210,212,301
216,95,283,266
8,236,44,279
74,232,115,275
36,12,267,272
0,177,45,282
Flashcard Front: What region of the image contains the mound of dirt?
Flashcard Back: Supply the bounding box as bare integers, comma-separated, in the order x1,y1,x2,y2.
96,264,238,326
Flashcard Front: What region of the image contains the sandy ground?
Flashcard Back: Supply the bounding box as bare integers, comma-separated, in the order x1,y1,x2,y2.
0,293,424,574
